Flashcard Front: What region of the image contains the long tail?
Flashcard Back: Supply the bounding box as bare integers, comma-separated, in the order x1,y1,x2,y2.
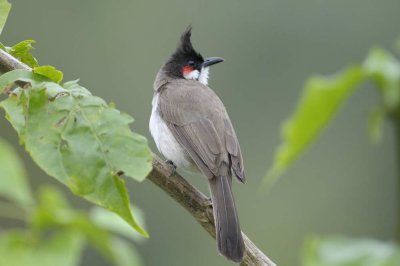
208,175,245,262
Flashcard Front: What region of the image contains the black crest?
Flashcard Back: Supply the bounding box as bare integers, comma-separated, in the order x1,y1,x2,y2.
177,26,198,56
163,26,204,78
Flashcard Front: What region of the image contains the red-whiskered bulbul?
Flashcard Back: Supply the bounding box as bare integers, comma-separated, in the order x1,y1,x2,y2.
149,27,245,263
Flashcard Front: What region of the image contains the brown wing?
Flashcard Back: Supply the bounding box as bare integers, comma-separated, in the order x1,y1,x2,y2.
158,79,245,182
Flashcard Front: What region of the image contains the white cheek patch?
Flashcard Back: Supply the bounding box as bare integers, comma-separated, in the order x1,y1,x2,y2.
183,69,200,80
198,67,209,85
183,67,210,85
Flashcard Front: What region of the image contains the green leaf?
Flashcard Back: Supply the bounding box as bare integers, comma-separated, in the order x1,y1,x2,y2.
368,106,385,144
1,91,27,134
29,186,77,230
8,40,39,67
109,237,143,266
0,0,11,36
33,65,63,83
30,186,143,266
89,205,147,243
0,70,152,236
0,138,33,207
265,67,364,185
363,48,400,113
0,42,6,51
302,236,400,266
0,69,47,93
80,216,144,266
0,230,85,266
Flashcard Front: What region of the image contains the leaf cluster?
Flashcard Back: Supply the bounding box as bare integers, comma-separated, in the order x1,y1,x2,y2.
265,35,400,266
0,3,153,265
0,138,145,266
0,69,152,236
266,48,400,185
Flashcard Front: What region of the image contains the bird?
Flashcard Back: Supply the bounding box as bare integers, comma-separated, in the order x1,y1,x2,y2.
149,27,246,263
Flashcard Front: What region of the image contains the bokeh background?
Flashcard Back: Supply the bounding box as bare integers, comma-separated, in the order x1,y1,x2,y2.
1,0,400,265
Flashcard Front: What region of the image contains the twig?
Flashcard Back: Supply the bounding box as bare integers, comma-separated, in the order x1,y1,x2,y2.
0,49,277,266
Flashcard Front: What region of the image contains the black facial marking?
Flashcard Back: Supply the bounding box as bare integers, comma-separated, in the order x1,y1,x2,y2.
163,26,204,78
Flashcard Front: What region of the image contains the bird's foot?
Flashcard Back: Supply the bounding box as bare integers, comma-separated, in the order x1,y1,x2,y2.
165,160,177,177
207,197,213,207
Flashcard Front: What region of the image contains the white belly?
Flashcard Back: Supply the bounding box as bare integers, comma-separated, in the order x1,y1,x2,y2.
149,93,194,169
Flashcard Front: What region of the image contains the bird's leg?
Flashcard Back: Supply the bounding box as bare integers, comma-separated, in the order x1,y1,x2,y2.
165,160,177,176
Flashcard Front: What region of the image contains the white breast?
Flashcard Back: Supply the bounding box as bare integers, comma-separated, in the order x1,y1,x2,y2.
149,93,194,169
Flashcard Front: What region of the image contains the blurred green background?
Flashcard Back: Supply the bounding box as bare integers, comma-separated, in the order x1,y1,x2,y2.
1,0,399,265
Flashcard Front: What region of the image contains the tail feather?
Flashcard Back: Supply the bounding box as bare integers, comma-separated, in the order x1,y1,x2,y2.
208,175,245,262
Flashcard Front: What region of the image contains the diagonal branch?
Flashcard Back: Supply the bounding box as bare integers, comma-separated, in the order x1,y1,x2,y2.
0,49,276,266
0,49,30,73
150,156,276,266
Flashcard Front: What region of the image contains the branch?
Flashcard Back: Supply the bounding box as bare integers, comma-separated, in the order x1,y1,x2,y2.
0,49,30,73
0,49,277,266
150,156,276,266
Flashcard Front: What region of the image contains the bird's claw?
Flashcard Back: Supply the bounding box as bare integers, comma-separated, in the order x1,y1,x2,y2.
165,160,177,176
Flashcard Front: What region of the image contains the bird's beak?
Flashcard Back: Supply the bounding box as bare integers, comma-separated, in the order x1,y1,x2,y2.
202,57,224,68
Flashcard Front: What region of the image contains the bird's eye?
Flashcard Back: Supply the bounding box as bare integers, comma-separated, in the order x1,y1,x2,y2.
187,60,195,67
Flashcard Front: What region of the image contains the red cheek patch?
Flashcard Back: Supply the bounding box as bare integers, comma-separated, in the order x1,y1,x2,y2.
182,66,193,75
